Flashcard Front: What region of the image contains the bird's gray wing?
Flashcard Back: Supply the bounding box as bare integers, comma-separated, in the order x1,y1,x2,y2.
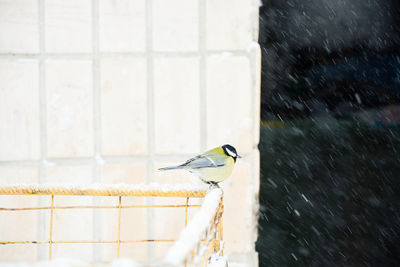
181,155,225,169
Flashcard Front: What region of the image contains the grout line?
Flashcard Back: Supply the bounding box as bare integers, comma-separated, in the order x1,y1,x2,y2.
0,50,249,60
92,0,101,262
92,3,101,170
40,157,95,165
145,0,155,262
0,160,40,167
38,0,46,186
199,0,207,150
38,0,46,261
146,0,155,185
0,154,199,167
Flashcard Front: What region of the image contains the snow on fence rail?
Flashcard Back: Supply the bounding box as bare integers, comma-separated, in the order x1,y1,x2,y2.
0,183,208,197
164,187,223,266
0,183,224,267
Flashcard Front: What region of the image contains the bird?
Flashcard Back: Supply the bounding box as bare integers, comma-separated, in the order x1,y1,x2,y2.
158,144,241,187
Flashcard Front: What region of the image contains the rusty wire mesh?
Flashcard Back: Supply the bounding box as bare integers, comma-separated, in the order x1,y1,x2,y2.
0,184,224,266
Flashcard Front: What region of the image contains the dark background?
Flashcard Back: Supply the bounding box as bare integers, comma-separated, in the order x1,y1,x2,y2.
256,0,400,266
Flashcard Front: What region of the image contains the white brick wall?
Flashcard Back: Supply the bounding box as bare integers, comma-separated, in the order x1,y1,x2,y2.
0,0,39,53
154,57,201,154
45,0,92,53
99,0,146,52
0,61,40,161
0,0,260,265
100,58,148,155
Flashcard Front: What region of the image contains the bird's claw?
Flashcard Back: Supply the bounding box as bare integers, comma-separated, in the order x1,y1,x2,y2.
208,182,220,189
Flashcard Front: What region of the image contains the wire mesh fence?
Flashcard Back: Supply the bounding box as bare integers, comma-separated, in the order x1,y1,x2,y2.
0,184,224,267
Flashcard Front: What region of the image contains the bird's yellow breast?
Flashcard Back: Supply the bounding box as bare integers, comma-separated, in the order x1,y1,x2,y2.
196,156,235,183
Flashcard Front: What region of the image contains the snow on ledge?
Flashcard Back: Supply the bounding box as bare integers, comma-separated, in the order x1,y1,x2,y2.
163,188,223,266
0,183,209,197
0,258,142,267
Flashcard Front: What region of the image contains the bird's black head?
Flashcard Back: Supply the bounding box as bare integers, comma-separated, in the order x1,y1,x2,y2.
222,144,240,162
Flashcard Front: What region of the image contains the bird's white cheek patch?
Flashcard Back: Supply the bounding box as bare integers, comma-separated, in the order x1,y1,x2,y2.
225,148,236,157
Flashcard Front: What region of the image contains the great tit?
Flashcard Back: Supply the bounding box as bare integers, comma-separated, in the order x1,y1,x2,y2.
158,144,241,186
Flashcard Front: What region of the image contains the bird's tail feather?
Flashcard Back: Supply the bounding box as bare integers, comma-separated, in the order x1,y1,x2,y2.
158,165,184,171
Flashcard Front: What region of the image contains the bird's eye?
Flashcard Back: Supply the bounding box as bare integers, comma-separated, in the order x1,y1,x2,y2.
225,147,236,157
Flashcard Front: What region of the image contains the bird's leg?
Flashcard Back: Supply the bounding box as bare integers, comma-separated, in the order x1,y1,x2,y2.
208,181,220,189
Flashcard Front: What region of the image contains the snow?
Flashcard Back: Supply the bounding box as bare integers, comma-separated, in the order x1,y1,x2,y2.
246,41,260,53
294,209,300,216
261,0,398,49
291,253,298,261
43,159,56,167
221,52,233,59
0,259,87,267
110,258,141,267
267,178,278,188
208,255,228,267
0,258,141,267
163,188,223,266
95,153,105,165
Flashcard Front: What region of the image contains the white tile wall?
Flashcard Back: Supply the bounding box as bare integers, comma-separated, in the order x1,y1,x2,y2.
0,0,260,265
153,161,205,202
153,0,198,51
222,149,259,256
207,0,255,50
100,58,147,156
101,162,147,184
154,57,200,154
0,0,39,53
206,55,254,154
45,0,92,53
0,61,40,161
46,60,93,158
99,0,146,52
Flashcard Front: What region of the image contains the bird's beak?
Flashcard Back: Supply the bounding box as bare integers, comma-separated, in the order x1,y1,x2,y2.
237,155,242,158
